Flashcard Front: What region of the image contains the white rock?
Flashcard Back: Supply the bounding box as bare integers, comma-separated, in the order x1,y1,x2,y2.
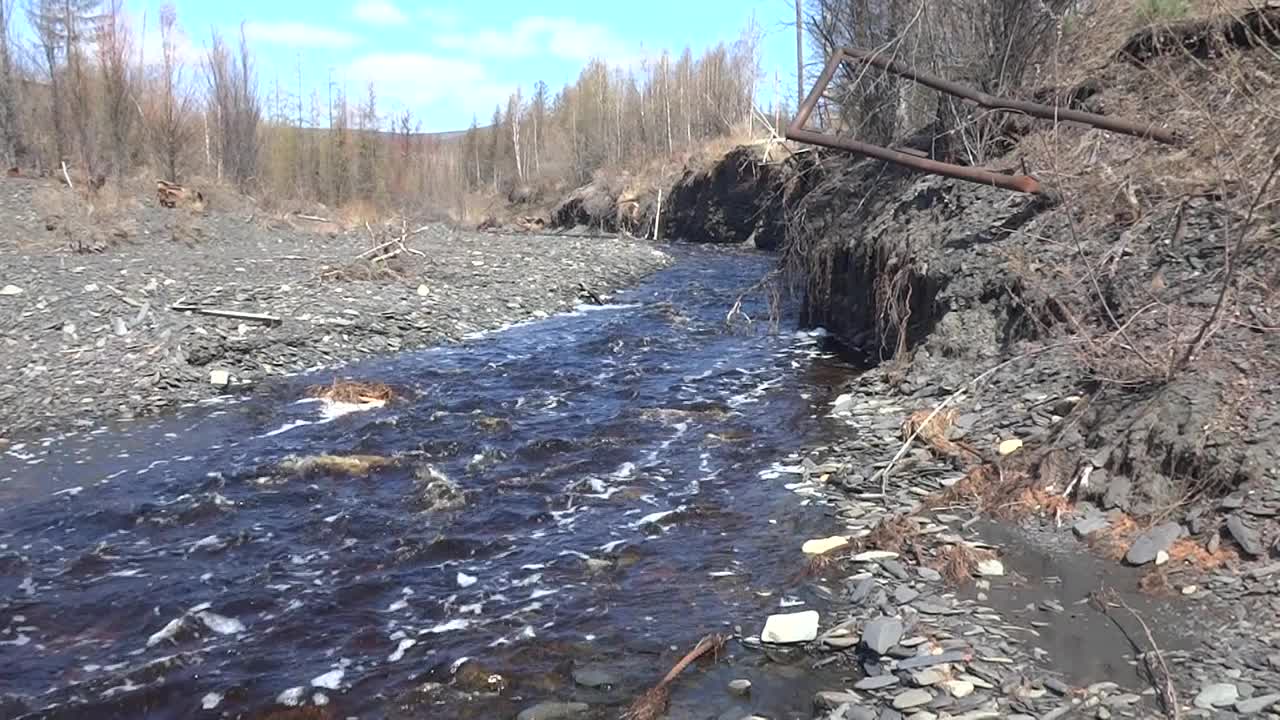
761,610,820,644
802,536,850,555
417,284,430,297
1155,550,1170,566
147,617,185,647
852,550,899,562
943,679,976,698
976,558,1005,577
208,369,231,386
998,439,1024,456
201,692,223,710
832,393,855,413
311,668,344,689
276,687,305,706
0,284,22,296
196,611,245,635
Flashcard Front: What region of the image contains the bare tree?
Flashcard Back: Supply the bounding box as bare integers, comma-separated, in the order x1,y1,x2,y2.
28,0,67,167
206,24,260,191
146,3,191,182
0,0,20,167
97,0,132,180
508,88,523,182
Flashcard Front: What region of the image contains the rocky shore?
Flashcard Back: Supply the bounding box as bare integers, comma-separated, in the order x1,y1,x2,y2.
0,178,670,437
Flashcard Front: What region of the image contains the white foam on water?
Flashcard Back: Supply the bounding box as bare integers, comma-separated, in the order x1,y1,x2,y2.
423,618,471,634
310,669,344,689
320,398,385,421
388,638,416,662
258,419,314,438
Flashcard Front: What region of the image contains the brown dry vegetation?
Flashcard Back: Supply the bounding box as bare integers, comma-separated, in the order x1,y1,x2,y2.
306,380,398,405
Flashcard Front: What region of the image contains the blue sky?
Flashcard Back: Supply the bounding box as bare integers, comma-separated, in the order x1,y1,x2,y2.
132,0,799,132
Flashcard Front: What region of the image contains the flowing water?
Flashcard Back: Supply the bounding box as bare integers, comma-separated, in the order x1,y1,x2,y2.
0,248,864,719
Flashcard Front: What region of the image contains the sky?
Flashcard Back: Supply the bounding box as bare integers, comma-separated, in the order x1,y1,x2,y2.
123,0,800,132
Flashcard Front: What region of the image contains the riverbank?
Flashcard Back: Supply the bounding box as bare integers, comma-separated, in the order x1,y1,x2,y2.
0,177,670,437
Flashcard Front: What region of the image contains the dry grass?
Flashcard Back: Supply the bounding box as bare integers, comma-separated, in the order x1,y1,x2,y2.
306,380,397,404
931,543,997,586
280,454,398,477
901,408,982,465
1088,513,1143,561
865,513,922,554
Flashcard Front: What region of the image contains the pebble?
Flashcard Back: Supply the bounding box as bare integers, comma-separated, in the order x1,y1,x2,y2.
517,702,590,720
912,669,947,686
815,690,861,709
0,284,22,295
1073,516,1109,538
943,680,976,698
893,689,934,710
1194,683,1240,709
856,675,902,690
998,439,1023,456
762,610,820,644
728,679,752,696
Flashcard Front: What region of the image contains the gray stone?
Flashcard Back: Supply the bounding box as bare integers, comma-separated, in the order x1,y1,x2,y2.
572,667,618,688
1226,515,1264,557
863,617,906,655
727,679,752,696
892,689,933,710
1044,678,1071,695
1125,522,1182,565
1194,683,1240,709
1073,515,1110,538
816,691,862,709
516,702,590,720
897,651,969,670
881,560,911,581
918,567,943,583
1236,694,1280,715
1104,476,1131,510
855,675,901,690
894,586,920,604
850,577,877,603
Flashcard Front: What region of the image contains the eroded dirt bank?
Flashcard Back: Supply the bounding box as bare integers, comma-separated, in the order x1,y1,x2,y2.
768,7,1280,718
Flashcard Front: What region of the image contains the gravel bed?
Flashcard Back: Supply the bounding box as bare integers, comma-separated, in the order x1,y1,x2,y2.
0,179,670,436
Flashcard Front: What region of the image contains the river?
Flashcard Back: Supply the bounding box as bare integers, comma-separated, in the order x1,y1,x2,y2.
1,247,868,720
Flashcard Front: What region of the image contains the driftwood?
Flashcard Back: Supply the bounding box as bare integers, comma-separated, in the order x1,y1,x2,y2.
170,303,282,326
622,634,726,720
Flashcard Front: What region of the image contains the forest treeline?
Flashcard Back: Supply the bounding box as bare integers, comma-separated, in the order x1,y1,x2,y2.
0,1,763,217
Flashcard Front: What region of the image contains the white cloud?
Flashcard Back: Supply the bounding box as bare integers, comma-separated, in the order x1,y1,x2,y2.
346,52,510,117
244,21,361,49
434,16,631,63
353,0,407,25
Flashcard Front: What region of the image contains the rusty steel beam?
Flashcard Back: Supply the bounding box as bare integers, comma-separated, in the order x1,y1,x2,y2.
786,47,1184,195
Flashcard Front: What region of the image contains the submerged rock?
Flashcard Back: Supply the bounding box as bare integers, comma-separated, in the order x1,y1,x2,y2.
413,464,466,511
572,667,619,689
516,701,590,720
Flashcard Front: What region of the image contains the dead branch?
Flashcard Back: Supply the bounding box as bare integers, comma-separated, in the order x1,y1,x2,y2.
170,303,282,326
622,633,727,720
1092,588,1180,719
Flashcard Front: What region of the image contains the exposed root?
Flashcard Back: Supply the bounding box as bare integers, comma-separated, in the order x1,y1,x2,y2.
930,542,996,586
280,454,398,477
802,551,846,577
865,513,922,554
307,380,397,404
